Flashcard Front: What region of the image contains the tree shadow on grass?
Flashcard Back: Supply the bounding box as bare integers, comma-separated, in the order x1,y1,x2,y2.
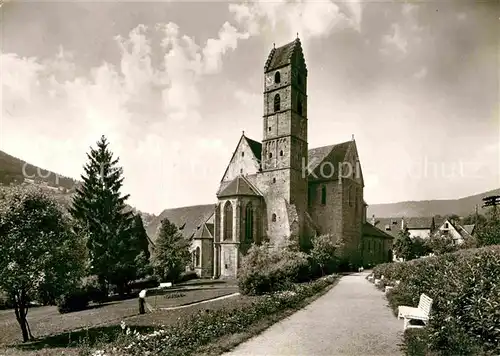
10,325,155,351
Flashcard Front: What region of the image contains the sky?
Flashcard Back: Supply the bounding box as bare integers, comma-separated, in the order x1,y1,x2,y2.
0,0,499,215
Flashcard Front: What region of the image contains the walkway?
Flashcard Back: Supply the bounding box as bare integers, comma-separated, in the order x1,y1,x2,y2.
223,272,403,356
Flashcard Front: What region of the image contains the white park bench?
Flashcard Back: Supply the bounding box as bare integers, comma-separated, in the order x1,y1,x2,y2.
398,293,433,330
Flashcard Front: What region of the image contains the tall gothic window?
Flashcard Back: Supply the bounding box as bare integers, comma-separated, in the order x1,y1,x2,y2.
321,185,326,205
297,98,303,116
245,202,254,243
274,94,280,112
274,71,281,84
195,246,200,267
223,201,233,241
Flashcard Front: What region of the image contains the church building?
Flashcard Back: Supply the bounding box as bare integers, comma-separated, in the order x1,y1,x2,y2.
149,38,393,278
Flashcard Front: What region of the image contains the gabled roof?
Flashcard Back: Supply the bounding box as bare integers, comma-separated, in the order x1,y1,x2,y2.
219,134,261,183
193,223,214,239
217,175,262,198
462,224,475,235
245,136,262,161
363,222,394,240
264,38,307,72
146,204,215,241
308,141,353,181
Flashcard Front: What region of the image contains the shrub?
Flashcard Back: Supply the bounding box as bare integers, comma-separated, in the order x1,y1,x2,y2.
0,290,13,310
128,276,160,293
82,275,108,303
178,271,198,283
379,246,500,355
237,243,310,295
57,288,89,314
309,234,343,276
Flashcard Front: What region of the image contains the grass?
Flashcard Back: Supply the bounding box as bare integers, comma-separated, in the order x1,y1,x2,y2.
0,282,243,355
146,287,239,309
0,277,340,356
0,294,259,356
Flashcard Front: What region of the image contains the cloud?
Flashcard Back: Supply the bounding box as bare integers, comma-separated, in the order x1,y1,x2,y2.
0,19,249,212
381,23,408,55
228,0,362,43
413,67,428,79
234,89,260,108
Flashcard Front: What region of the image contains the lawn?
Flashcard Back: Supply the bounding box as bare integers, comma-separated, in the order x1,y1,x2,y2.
0,281,242,353
146,286,239,309
0,294,257,356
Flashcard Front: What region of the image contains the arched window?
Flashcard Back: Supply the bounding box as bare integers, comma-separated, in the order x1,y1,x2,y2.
272,213,277,222
274,94,280,112
274,71,281,84
297,99,303,116
245,202,254,243
279,150,284,156
297,73,302,86
269,152,273,159
321,185,326,205
223,201,233,241
195,246,200,267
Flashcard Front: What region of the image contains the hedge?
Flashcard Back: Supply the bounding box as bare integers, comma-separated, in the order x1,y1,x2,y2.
373,245,500,355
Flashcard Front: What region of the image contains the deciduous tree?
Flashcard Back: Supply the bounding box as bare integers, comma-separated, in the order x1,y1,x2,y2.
310,234,343,276
0,186,86,342
393,229,414,261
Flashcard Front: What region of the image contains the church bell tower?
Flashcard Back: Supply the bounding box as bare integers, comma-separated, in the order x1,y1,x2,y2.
261,37,309,240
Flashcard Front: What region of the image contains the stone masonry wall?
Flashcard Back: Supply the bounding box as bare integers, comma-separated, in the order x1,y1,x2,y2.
308,180,344,242
341,178,363,266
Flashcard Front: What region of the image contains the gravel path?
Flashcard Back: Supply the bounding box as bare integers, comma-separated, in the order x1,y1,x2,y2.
223,272,404,356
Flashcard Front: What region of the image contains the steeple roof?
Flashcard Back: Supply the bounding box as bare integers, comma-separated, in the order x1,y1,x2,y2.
217,175,262,198
264,37,307,73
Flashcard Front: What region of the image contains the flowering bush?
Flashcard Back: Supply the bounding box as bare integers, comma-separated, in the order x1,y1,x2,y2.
374,246,500,355
237,243,311,295
90,274,338,356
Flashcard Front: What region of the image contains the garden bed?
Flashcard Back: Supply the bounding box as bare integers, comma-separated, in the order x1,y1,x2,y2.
85,274,340,356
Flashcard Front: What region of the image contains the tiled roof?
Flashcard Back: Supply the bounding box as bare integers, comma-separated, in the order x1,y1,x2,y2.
374,217,445,231
217,175,262,198
146,204,215,241
264,38,306,72
363,222,394,240
371,219,401,238
463,224,475,235
308,141,353,181
245,136,262,161
193,223,214,239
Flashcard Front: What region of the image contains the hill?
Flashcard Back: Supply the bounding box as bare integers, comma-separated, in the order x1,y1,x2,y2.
367,188,500,218
0,149,156,223
0,150,78,190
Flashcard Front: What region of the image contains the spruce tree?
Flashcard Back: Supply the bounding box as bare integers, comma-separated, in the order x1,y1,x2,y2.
131,213,152,278
69,135,137,295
